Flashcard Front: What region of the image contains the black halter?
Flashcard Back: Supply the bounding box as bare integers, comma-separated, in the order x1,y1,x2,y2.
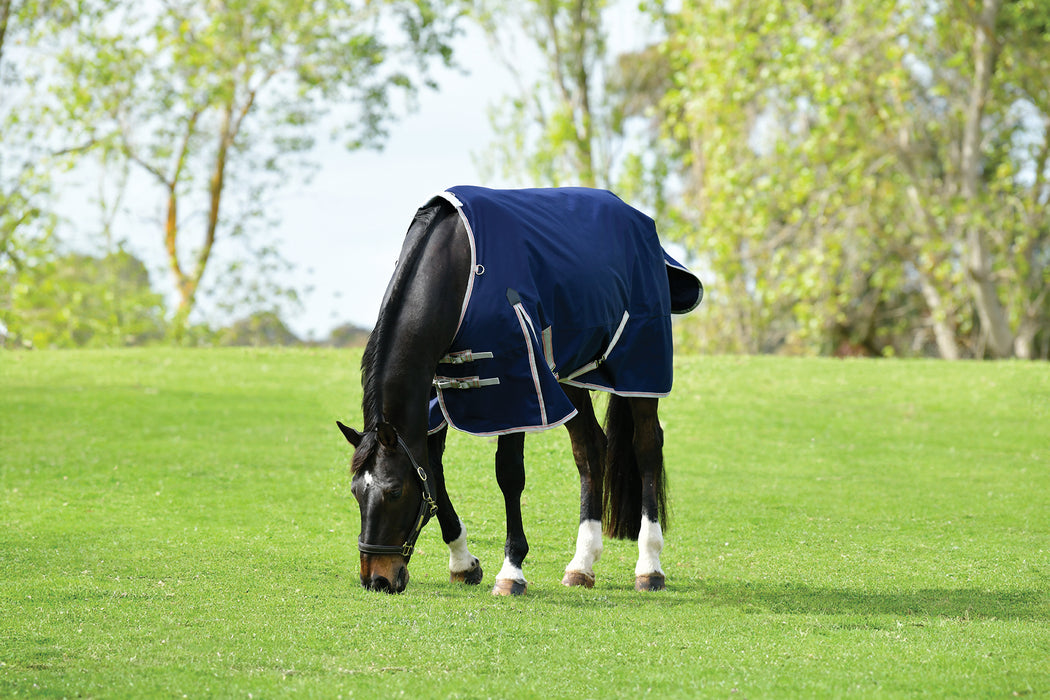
357,432,438,561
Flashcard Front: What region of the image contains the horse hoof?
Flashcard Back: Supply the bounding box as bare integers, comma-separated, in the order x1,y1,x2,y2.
561,570,595,589
492,578,527,596
635,574,666,592
450,558,483,586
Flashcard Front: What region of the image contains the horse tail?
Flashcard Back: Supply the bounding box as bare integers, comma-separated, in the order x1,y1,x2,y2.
602,394,668,541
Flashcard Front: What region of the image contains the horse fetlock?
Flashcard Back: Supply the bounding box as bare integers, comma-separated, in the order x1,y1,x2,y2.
450,557,483,585
493,558,526,595
634,518,664,577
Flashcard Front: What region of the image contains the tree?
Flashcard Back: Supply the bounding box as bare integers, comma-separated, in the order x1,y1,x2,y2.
217,310,299,347
326,321,371,347
472,0,619,188
1,0,63,290
2,247,167,348
956,0,1050,358
628,0,1050,358
45,0,460,338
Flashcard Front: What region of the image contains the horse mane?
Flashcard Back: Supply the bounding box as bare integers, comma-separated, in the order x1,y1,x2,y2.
360,200,447,431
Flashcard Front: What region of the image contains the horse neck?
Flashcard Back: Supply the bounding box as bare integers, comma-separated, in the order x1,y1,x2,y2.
363,202,468,440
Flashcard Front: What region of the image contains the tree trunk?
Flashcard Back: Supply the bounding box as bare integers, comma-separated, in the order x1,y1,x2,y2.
163,186,195,340
961,0,1015,358
917,273,961,360
0,0,11,69
165,104,233,340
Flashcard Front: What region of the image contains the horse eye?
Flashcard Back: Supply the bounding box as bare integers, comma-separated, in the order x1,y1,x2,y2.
387,486,403,500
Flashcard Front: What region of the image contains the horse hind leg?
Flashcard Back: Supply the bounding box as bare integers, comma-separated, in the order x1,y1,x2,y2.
605,395,668,592
561,386,606,589
428,427,483,585
492,432,528,595
631,397,667,591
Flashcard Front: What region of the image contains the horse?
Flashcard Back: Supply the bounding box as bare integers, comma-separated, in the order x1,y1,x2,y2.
337,186,701,595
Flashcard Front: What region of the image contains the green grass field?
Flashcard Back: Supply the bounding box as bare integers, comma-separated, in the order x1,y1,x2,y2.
2,349,1048,698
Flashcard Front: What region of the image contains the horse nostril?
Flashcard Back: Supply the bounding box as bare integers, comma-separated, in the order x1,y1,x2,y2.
364,575,395,593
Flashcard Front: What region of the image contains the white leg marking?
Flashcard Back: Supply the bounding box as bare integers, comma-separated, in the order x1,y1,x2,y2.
565,519,603,576
496,556,526,584
635,518,665,577
447,518,477,573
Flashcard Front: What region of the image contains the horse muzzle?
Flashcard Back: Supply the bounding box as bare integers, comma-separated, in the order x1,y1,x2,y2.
360,554,409,594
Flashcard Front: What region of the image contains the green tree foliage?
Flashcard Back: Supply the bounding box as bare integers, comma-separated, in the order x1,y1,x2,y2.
472,0,618,188
630,0,1050,358
1,248,167,348
326,321,371,347
38,0,460,339
1,0,66,289
216,310,299,347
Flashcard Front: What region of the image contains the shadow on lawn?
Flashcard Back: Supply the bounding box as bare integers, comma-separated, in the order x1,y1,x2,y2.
685,579,1049,621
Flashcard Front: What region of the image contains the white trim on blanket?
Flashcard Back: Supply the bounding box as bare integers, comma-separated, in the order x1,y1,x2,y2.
559,380,672,398
664,258,703,314
430,399,578,438
434,190,477,340
511,302,548,426
562,310,631,382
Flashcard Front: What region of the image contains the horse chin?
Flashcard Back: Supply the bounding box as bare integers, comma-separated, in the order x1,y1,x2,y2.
360,555,410,594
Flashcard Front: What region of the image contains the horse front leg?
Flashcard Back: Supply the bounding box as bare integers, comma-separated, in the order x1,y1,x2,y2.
428,426,483,585
492,432,528,595
561,386,606,589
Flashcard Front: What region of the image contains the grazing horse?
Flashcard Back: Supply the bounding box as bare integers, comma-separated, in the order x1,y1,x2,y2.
337,186,701,595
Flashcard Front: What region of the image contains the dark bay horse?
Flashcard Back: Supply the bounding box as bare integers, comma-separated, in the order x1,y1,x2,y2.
337,187,701,595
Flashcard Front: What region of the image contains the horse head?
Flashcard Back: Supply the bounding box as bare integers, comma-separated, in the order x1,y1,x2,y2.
337,420,435,593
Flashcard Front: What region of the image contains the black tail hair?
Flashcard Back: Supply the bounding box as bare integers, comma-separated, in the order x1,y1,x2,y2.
602,394,669,540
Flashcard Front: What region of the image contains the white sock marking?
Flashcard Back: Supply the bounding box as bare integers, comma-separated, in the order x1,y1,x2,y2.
565,519,603,576
495,556,526,584
635,518,665,577
447,518,477,573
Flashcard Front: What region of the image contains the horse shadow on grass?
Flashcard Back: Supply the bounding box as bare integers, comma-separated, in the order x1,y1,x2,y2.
423,576,1047,622
674,578,1049,621
504,576,1048,622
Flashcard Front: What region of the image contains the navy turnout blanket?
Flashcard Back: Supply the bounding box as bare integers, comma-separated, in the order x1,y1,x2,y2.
427,186,702,436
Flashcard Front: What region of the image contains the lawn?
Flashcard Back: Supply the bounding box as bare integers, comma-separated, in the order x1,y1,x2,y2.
1,349,1048,698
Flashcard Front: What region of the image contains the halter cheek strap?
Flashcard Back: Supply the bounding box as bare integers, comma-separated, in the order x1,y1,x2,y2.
357,433,438,561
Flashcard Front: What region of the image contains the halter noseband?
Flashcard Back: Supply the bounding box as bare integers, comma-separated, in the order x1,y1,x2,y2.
357,431,438,561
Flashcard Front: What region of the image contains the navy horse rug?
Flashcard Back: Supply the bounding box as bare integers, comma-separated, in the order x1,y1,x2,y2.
427,186,703,436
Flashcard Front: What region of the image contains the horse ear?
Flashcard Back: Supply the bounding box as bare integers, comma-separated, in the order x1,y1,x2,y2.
376,421,398,449
336,421,364,448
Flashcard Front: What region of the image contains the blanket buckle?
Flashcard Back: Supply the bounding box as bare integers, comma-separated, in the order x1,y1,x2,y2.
433,376,501,390
439,350,494,365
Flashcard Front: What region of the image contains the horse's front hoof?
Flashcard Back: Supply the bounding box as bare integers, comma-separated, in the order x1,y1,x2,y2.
561,570,595,589
450,558,483,586
492,578,527,596
635,573,666,592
